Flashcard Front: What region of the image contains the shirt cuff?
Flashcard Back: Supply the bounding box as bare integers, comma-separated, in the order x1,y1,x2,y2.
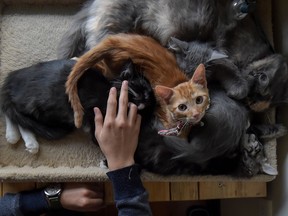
19,189,49,215
106,164,146,201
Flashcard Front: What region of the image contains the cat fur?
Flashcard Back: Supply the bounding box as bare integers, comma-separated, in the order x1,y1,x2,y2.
65,34,210,136
58,0,220,59
0,59,155,153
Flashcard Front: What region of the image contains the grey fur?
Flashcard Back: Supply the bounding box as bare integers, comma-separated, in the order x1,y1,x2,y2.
168,37,249,99
136,89,250,175
58,0,219,58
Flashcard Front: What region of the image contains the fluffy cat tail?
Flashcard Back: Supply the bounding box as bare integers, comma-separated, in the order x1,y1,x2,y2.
57,4,90,59
65,39,117,128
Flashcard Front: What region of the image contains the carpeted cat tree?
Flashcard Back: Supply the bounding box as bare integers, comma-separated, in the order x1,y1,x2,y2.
0,0,278,182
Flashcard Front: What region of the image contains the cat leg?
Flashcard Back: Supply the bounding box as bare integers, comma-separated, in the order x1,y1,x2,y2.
5,115,21,144
18,126,39,154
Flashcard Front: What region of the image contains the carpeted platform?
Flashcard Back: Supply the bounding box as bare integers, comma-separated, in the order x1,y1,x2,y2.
0,0,277,182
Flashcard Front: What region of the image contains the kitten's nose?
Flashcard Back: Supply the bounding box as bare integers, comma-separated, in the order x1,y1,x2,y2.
193,114,200,119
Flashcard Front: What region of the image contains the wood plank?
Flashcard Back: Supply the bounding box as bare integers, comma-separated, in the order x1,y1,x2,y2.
199,182,267,200
170,182,198,201
104,182,114,203
143,182,170,201
0,183,3,197
2,182,36,195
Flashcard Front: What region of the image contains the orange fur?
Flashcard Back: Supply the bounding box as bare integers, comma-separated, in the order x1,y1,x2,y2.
66,34,189,128
65,34,209,133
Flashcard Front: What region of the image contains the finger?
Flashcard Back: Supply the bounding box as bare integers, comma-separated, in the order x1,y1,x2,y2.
118,81,129,118
94,107,103,138
128,103,138,123
105,87,118,120
135,114,142,133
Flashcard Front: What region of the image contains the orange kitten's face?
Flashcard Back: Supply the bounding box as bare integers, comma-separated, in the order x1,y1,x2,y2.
166,81,209,126
155,64,209,128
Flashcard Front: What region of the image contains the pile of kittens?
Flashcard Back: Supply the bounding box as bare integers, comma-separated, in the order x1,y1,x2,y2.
1,0,288,177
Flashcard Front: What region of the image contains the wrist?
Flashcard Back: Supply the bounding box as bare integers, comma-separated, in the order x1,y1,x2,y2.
108,159,135,171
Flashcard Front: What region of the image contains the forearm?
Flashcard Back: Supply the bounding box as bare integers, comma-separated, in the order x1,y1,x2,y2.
107,164,152,216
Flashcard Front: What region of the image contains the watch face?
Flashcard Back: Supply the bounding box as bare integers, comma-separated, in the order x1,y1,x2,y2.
44,184,61,196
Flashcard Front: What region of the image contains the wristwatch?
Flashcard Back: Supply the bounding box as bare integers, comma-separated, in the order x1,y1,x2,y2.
44,183,63,209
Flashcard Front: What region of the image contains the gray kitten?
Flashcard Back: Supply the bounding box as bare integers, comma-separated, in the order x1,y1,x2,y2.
167,37,249,99
218,14,288,111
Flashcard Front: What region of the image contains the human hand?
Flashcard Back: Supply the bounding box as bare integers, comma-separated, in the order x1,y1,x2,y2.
60,182,104,212
94,80,142,171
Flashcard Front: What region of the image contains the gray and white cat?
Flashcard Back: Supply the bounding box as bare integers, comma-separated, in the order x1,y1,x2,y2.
58,0,221,58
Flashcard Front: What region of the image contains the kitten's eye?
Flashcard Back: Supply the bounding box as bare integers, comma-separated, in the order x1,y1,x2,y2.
178,104,187,111
196,96,203,104
259,73,269,86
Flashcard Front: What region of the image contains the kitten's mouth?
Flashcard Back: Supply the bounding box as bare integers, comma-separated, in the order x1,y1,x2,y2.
158,121,194,137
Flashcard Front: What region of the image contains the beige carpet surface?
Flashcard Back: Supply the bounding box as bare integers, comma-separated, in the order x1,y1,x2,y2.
0,1,277,182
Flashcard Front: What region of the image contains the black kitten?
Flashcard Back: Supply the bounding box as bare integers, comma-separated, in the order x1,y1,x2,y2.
0,59,156,153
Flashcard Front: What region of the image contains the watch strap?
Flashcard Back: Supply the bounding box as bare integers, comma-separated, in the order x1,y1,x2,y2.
48,195,63,209
44,184,63,210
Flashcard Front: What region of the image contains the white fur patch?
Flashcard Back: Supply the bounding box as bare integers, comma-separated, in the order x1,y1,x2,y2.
99,159,108,169
19,126,39,154
5,115,21,144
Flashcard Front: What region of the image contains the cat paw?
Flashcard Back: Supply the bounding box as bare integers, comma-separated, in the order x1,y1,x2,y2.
99,160,108,169
225,82,249,100
25,141,39,154
6,132,21,144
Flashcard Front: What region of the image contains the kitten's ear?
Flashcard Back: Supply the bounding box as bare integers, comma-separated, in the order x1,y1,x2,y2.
209,51,228,62
168,37,189,53
191,64,207,88
261,162,278,175
155,85,174,103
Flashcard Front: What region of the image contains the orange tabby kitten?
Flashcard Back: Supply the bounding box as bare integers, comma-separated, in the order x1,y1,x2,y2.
66,34,210,137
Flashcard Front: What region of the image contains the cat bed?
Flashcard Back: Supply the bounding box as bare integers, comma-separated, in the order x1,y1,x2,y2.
0,0,277,182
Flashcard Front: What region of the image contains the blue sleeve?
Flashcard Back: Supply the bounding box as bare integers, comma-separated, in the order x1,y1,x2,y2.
106,164,152,216
0,193,23,216
0,189,49,216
